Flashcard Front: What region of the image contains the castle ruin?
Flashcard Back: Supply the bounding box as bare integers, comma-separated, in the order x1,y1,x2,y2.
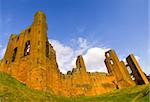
0,11,149,96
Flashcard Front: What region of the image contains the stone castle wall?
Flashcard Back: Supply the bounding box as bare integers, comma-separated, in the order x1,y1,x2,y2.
0,11,148,96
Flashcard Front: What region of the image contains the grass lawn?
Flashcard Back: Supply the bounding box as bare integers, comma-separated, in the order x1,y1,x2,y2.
0,72,149,102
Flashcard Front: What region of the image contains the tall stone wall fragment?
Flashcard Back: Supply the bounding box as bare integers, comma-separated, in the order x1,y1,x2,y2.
126,54,149,85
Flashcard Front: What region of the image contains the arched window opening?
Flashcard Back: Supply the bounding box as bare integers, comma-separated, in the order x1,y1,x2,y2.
110,59,114,65
28,29,31,33
131,75,135,81
17,36,19,40
106,52,110,57
24,41,30,56
12,47,17,62
78,60,81,68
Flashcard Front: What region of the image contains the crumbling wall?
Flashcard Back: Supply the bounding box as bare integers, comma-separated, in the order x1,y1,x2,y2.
126,54,149,85
0,11,148,97
104,50,136,88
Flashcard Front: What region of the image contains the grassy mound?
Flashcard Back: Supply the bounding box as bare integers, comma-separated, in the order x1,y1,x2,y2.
0,72,149,102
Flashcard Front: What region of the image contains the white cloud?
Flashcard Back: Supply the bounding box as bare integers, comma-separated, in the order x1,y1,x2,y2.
74,37,91,55
49,39,74,73
0,43,6,59
83,47,109,72
49,38,109,74
1,48,6,58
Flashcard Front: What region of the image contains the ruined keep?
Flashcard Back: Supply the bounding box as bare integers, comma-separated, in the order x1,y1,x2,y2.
0,11,149,96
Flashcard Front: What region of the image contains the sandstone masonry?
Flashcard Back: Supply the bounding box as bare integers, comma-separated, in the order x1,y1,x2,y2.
0,11,148,96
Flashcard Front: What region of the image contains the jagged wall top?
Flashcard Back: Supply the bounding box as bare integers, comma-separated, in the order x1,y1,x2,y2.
0,11,148,97
34,10,46,18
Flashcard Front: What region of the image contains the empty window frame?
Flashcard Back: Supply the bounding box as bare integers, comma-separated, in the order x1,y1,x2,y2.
106,52,110,57
24,41,30,56
28,29,31,33
110,59,114,65
12,47,17,62
127,65,132,74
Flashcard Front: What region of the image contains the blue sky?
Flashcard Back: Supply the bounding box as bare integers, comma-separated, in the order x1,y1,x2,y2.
0,0,149,74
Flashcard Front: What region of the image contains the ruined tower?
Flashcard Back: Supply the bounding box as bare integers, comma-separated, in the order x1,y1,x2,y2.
0,11,148,97
76,55,87,72
126,54,149,85
0,11,61,93
104,50,136,88
73,55,90,85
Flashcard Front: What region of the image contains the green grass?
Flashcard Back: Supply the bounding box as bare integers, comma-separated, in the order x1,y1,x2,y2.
0,72,149,102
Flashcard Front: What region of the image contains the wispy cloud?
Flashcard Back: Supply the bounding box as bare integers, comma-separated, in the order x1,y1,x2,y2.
49,37,109,74
49,39,74,73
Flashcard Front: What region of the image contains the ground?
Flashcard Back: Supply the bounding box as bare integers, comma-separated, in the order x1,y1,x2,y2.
0,72,149,102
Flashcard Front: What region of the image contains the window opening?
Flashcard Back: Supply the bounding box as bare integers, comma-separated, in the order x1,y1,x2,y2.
24,41,30,56
12,47,17,62
110,59,114,65
106,52,110,57
28,29,31,33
